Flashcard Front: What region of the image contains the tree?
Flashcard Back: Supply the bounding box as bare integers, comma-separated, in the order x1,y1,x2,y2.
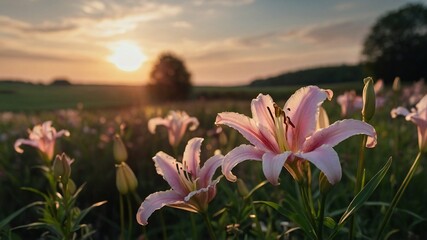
50,78,72,86
148,52,192,101
362,3,427,83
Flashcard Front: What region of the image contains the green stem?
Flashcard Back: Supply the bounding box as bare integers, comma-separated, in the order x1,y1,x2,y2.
299,183,317,234
63,181,71,239
190,214,197,240
249,196,263,237
132,191,143,204
376,151,423,239
349,135,367,240
318,193,327,240
355,136,368,193
119,194,125,240
202,211,217,240
126,194,133,240
160,211,167,240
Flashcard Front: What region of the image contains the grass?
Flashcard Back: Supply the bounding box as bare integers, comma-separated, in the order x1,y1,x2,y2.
0,81,426,239
0,81,361,111
0,83,145,111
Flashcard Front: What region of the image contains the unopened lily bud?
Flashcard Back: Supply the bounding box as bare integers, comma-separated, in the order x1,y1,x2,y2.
362,77,376,122
67,178,76,195
53,153,72,184
236,179,249,197
113,134,128,163
116,162,138,195
393,77,401,92
319,172,332,194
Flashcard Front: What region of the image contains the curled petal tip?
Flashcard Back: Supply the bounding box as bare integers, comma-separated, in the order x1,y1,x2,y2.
324,89,333,100
366,136,377,148
224,172,237,182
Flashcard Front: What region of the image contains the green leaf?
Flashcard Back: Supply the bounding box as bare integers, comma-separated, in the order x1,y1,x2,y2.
339,157,392,225
244,180,268,200
21,187,49,201
323,217,336,229
0,201,43,229
254,200,317,239
72,201,107,231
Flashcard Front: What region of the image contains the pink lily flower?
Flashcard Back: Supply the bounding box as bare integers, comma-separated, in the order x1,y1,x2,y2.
14,121,70,161
216,86,377,185
136,137,223,225
148,111,199,147
374,79,384,94
337,90,363,117
391,94,427,152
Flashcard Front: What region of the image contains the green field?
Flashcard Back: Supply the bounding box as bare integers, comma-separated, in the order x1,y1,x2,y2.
0,82,361,111
1,81,426,239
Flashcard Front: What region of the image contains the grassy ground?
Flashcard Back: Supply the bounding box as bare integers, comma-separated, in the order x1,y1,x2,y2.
0,83,145,111
0,82,361,111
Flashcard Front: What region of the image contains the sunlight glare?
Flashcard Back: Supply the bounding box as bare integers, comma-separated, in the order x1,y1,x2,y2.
108,41,147,72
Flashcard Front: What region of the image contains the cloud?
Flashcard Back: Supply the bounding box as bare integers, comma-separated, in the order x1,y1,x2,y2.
235,32,278,47
0,16,78,34
0,48,93,62
193,0,255,6
334,2,358,11
172,21,193,29
280,19,371,46
0,2,182,38
81,1,106,14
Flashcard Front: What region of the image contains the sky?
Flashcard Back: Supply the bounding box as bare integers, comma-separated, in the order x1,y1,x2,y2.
0,0,424,86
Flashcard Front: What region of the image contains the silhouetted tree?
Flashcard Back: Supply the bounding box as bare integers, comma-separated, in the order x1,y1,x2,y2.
50,78,72,86
148,52,192,101
362,3,427,83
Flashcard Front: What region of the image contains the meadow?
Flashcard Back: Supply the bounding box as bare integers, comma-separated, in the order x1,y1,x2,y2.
0,81,426,239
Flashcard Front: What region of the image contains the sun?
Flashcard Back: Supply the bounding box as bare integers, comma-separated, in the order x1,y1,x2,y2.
108,41,147,72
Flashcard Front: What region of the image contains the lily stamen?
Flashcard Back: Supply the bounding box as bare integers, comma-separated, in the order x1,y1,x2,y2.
267,106,275,123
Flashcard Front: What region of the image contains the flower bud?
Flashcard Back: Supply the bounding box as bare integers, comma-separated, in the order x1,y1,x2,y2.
67,178,77,195
393,77,401,92
116,162,138,195
53,153,72,184
362,77,376,122
319,172,332,194
236,179,249,197
113,134,128,163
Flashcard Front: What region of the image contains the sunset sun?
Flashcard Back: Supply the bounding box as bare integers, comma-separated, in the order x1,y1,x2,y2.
108,41,147,72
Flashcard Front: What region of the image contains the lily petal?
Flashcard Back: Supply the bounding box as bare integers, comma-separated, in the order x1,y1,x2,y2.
262,151,292,185
416,94,427,111
391,107,410,118
148,117,170,134
184,177,221,202
153,152,187,196
184,117,200,131
136,190,184,226
222,144,264,182
14,139,38,153
199,154,223,188
303,119,377,151
296,145,341,184
216,112,278,152
285,86,332,149
56,129,70,138
183,138,202,176
251,94,276,133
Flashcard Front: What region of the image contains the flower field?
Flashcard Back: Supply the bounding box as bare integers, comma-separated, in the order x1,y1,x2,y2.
1,80,426,239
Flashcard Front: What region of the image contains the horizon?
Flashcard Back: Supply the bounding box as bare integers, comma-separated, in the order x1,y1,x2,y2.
0,0,422,86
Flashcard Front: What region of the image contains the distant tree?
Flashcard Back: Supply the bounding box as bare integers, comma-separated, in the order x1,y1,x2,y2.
148,52,192,101
50,78,72,86
362,3,427,83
